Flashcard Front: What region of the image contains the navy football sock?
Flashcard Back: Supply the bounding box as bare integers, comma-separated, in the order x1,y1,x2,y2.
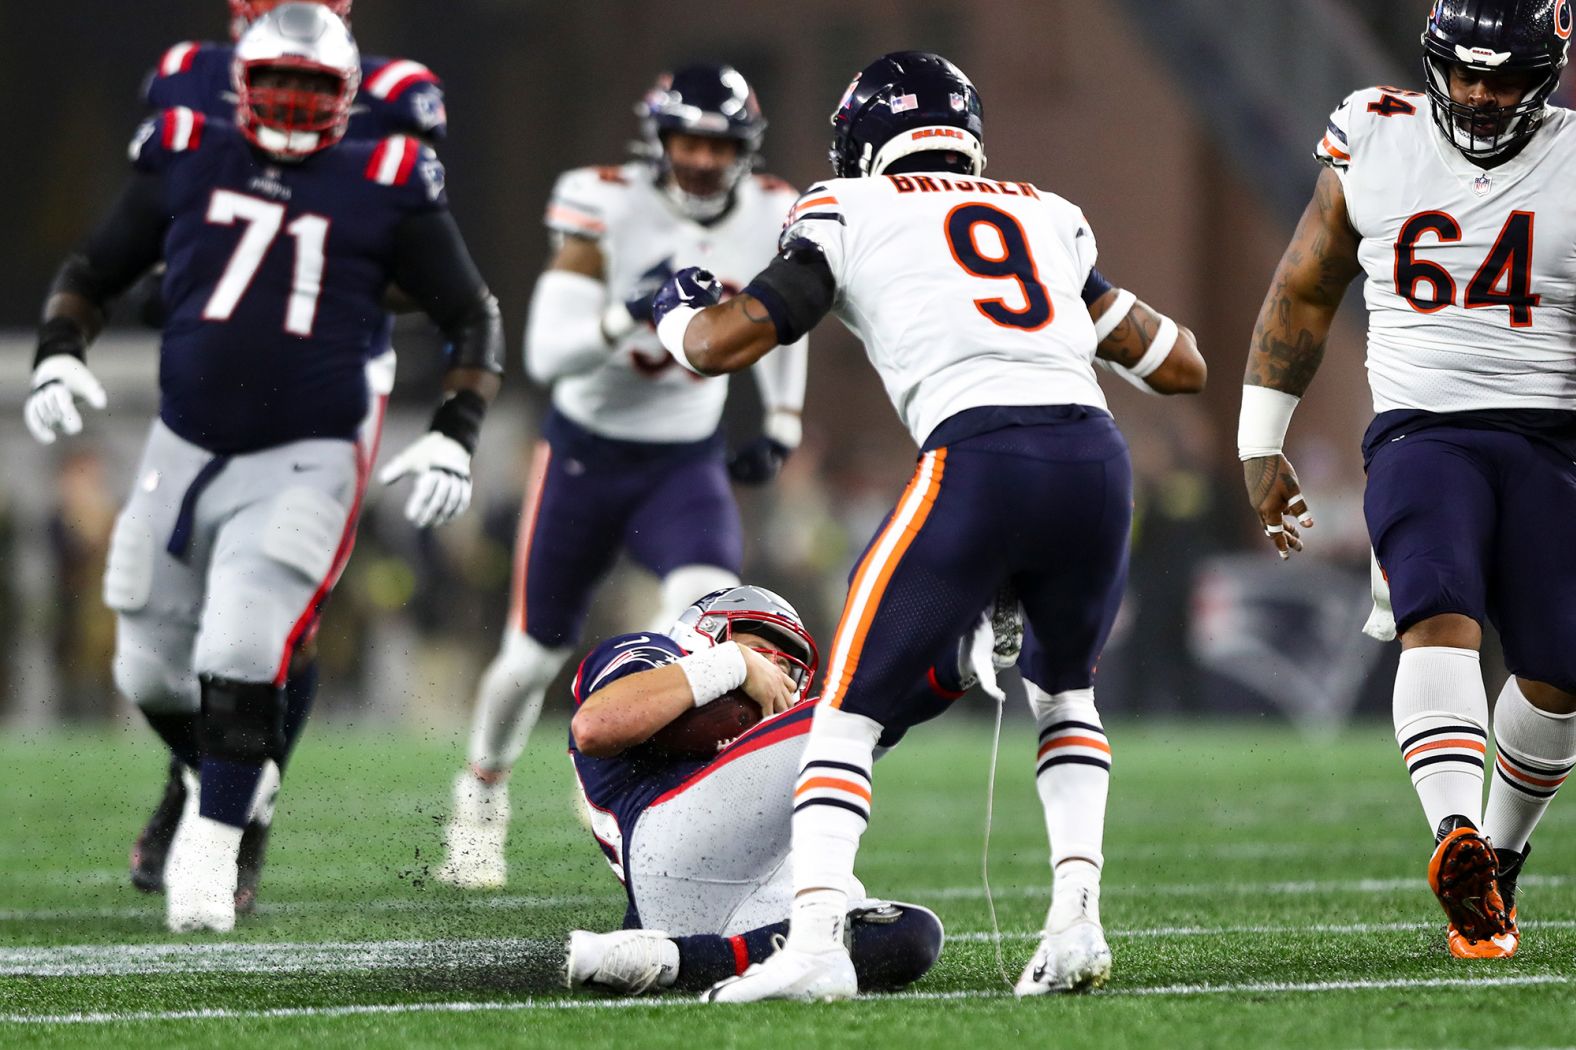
281,659,319,771
671,923,786,990
142,711,200,769
199,758,266,829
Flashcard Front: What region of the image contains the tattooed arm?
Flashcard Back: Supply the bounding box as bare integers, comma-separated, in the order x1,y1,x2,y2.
672,293,785,375
1088,289,1206,394
1240,166,1363,556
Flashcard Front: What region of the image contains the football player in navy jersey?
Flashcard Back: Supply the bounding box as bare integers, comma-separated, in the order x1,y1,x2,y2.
124,0,449,913
561,586,947,997
23,3,502,933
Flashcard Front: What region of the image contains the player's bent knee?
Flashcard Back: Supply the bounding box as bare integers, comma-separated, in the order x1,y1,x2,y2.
195,586,295,683
261,485,350,583
102,514,155,613
849,901,945,990
655,565,740,629
200,676,286,763
113,650,198,713
493,630,574,688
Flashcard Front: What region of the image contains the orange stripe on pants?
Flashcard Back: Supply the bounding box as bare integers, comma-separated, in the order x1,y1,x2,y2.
823,449,947,709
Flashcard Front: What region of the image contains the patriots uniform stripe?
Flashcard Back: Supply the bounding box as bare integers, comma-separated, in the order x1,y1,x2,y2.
366,136,420,185
365,59,439,101
162,107,205,152
159,41,200,77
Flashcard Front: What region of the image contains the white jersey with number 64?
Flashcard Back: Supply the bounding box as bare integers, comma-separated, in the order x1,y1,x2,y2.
1318,86,1576,413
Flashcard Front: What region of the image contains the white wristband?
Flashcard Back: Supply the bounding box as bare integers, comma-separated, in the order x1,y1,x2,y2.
1092,289,1137,343
1237,385,1301,460
677,642,748,707
763,409,803,449
657,306,704,374
1128,316,1178,379
599,299,638,344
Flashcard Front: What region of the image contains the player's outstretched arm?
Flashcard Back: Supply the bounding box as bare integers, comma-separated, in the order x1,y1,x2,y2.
1087,288,1205,395
572,643,795,758
378,210,504,528
1239,167,1362,559
524,235,644,385
656,240,836,376
26,171,169,444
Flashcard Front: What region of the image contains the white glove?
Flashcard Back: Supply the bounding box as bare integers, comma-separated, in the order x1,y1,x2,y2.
378,432,473,528
25,356,107,444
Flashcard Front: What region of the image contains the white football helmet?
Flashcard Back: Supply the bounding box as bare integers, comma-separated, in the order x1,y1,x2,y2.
232,2,360,159
669,585,818,698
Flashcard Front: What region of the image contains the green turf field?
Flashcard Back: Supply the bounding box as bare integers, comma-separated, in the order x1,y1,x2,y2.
1,716,1572,1048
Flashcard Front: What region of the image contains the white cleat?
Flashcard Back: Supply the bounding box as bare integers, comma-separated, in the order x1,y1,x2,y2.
703,945,857,1003
435,771,509,889
1015,876,1112,996
565,929,680,995
165,811,243,933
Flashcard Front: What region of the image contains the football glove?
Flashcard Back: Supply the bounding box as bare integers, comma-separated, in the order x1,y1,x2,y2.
378,432,473,528
728,437,792,485
651,267,721,327
25,356,107,445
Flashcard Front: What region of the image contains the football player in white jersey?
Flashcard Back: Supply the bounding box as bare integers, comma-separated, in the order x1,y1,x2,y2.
1239,0,1576,959
650,51,1205,1001
436,65,808,890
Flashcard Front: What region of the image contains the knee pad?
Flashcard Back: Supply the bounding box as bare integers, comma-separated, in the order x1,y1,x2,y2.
200,676,286,764
653,565,740,632
103,514,155,613
848,901,945,990
114,649,198,713
261,486,349,583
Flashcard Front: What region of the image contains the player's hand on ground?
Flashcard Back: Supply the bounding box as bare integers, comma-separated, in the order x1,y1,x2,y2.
24,356,107,445
378,432,473,528
737,643,798,717
727,436,792,485
1242,453,1314,560
651,267,721,326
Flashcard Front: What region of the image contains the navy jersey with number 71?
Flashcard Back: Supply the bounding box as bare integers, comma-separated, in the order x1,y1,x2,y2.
130,107,444,454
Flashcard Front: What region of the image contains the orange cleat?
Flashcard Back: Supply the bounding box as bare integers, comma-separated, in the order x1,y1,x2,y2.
1428,822,1510,952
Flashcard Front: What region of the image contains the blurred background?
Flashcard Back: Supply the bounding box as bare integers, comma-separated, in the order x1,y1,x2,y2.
2,0,1538,733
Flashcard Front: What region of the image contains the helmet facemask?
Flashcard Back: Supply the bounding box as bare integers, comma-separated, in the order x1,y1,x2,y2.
668,586,819,700
237,59,357,159
637,65,766,222
1423,52,1560,160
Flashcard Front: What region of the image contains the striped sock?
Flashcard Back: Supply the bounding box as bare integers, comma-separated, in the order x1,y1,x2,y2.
786,705,882,953
1392,647,1488,833
1483,678,1576,854
1027,684,1111,870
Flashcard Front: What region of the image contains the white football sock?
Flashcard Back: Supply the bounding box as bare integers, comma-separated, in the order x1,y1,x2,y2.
1026,684,1110,870
466,631,572,775
1393,646,1488,833
1483,678,1576,854
786,705,883,953
652,565,740,633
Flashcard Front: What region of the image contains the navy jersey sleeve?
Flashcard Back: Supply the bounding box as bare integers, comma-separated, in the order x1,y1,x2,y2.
363,135,449,213
355,57,448,142
571,634,686,709
129,107,211,173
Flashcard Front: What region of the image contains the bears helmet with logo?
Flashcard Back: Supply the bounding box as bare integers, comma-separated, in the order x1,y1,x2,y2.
828,50,985,179
1422,0,1572,159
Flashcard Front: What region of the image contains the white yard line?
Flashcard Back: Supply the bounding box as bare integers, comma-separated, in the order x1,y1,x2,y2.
7,920,1576,977
2,975,1572,1025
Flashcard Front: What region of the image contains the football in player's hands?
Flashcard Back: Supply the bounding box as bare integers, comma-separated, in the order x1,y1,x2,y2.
651,267,721,326
648,690,762,758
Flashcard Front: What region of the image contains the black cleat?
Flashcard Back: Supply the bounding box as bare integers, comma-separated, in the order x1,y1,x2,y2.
235,820,271,914
129,757,187,894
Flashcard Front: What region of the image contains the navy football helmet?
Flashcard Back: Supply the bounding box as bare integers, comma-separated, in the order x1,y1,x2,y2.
1422,0,1571,160
638,64,766,220
669,585,818,698
829,51,985,178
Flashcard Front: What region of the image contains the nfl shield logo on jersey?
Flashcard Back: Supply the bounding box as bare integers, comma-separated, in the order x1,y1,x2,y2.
1472,173,1493,197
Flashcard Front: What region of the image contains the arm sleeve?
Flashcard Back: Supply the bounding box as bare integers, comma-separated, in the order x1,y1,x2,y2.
572,635,686,706
750,334,808,439
50,171,170,308
391,209,503,373
523,269,614,385
1081,267,1114,307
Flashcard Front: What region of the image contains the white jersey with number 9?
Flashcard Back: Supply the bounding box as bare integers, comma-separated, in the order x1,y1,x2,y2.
780,173,1106,447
